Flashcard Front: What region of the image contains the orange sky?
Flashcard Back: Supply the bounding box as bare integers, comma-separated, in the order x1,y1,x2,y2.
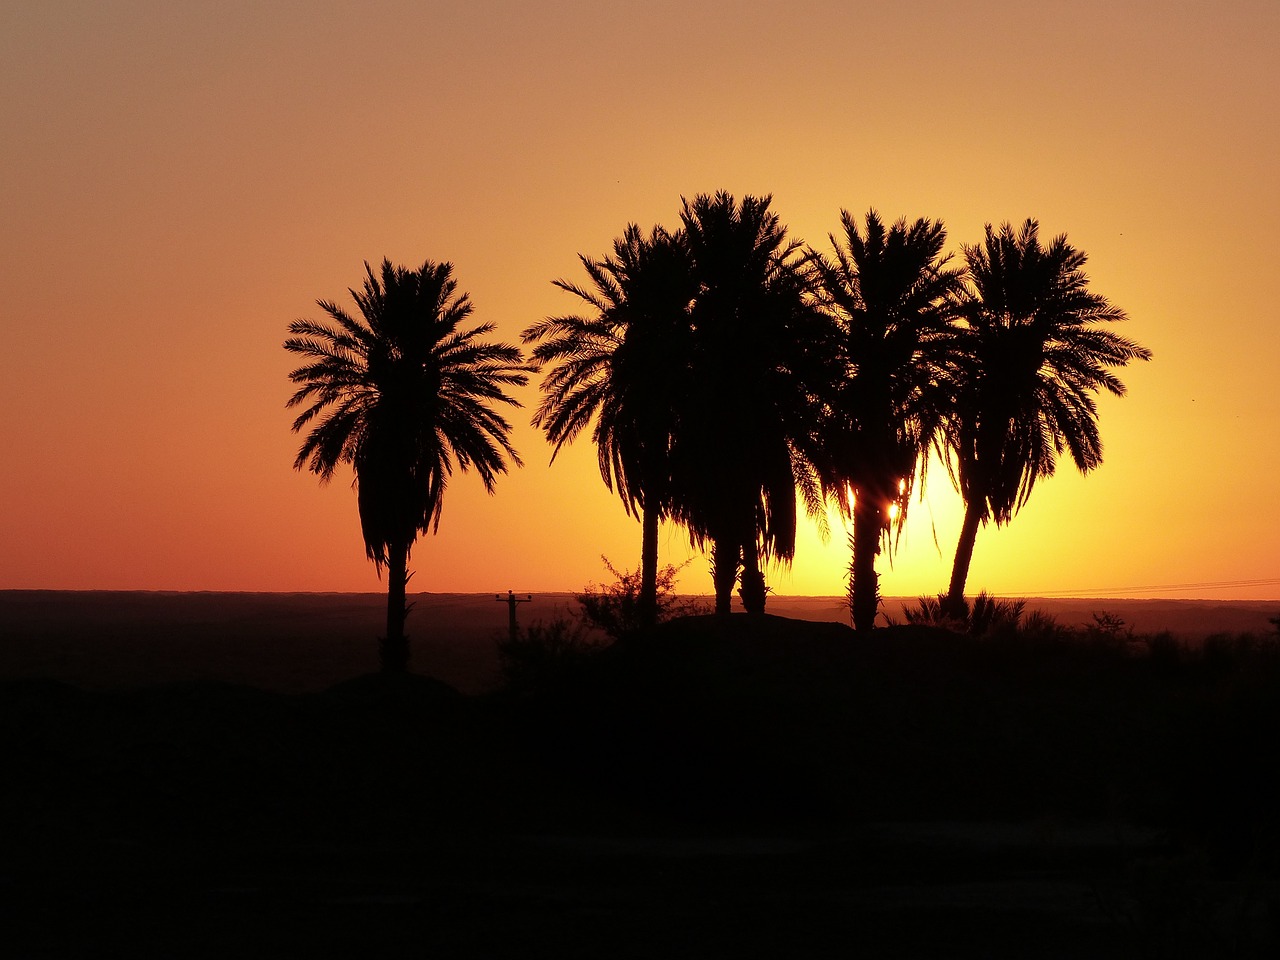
3,1,1278,600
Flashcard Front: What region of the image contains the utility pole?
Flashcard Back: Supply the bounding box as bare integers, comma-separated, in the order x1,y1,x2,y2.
496,590,533,642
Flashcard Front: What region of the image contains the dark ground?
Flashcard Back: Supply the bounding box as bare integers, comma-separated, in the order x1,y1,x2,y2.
3,604,1280,956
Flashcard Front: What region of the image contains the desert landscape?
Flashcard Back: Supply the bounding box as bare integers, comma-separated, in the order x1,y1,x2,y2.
3,590,1280,957
4,590,1276,693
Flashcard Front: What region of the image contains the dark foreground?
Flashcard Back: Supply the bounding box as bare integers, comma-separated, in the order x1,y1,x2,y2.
4,614,1280,957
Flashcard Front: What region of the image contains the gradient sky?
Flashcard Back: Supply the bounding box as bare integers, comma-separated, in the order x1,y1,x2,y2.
3,0,1277,599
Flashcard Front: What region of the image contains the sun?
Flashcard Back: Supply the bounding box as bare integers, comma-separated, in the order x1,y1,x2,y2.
886,479,909,523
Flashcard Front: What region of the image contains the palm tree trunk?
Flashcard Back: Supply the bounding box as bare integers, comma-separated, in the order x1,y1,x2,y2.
739,543,766,614
380,540,410,673
711,539,738,616
850,493,882,632
946,502,983,616
639,503,659,629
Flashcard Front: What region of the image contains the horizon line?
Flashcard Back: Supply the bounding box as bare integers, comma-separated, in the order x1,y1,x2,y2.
3,588,1279,603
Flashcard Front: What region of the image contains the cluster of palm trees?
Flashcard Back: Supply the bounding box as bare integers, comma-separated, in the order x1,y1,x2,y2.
285,193,1151,670
527,194,1151,632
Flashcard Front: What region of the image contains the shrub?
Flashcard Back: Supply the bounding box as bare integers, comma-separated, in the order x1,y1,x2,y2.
497,558,707,692
1019,609,1068,642
970,593,1026,637
496,616,601,692
1197,631,1266,677
1143,631,1183,673
901,593,965,630
1088,611,1132,642
902,591,1026,637
575,557,707,641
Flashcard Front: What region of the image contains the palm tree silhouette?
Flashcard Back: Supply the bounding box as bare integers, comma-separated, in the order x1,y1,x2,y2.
943,220,1151,610
285,259,531,672
522,225,696,629
674,192,826,615
809,211,963,632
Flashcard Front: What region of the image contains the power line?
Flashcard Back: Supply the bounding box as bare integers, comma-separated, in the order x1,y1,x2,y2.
1021,577,1280,598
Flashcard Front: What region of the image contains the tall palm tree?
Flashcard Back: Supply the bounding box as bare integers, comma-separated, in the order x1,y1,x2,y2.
285,259,531,672
522,224,696,630
943,220,1151,609
809,210,964,632
673,192,828,615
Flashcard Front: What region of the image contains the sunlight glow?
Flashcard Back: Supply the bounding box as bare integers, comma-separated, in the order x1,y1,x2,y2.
887,479,907,522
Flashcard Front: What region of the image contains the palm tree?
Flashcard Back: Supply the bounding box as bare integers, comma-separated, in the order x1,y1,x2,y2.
943,220,1151,610
285,258,531,672
808,210,964,632
522,224,696,630
673,192,828,615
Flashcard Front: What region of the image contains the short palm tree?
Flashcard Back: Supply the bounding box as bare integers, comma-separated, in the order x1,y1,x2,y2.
808,210,964,632
943,220,1152,609
673,192,828,615
285,259,531,672
522,224,696,630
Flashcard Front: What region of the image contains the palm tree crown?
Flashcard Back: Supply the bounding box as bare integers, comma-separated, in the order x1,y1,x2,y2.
285,258,531,669
524,224,693,519
944,220,1152,607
